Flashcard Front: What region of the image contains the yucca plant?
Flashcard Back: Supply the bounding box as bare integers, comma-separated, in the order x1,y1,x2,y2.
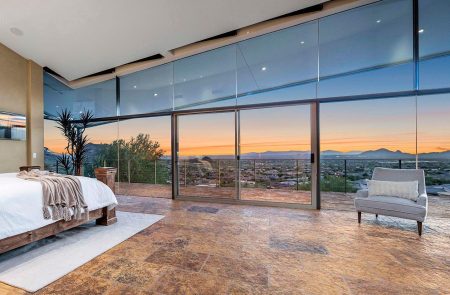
56,108,93,176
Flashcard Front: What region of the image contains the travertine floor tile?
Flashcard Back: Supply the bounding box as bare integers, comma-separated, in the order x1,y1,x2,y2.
1,194,449,295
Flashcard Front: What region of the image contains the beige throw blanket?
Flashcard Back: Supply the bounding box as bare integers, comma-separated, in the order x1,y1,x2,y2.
17,170,88,221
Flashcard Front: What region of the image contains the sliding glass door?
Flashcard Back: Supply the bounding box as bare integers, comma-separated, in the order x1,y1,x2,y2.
239,105,312,204
174,103,317,207
176,112,237,199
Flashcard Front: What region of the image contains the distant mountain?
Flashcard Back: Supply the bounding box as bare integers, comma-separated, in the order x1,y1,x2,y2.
241,151,310,159
420,150,450,159
358,148,415,159
321,150,362,157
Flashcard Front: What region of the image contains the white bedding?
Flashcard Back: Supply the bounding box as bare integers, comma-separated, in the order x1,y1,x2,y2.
0,173,118,240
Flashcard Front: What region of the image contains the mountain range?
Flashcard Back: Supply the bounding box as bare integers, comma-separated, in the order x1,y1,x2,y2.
45,145,450,161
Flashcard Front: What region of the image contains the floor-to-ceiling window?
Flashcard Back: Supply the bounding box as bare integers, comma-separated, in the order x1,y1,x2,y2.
43,0,450,209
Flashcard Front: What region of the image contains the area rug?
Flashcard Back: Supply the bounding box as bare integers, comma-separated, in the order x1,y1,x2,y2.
0,211,163,292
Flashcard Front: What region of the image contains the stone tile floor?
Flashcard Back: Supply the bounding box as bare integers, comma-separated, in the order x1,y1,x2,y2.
1,194,449,294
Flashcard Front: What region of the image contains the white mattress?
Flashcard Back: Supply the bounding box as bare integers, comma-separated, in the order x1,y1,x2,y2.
0,173,118,240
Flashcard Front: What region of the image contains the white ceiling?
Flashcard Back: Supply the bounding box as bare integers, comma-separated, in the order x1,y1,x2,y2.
0,0,326,81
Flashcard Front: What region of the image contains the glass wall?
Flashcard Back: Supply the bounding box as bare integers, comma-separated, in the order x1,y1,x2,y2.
44,73,116,119
117,117,172,198
419,0,450,89
43,0,450,208
318,0,413,97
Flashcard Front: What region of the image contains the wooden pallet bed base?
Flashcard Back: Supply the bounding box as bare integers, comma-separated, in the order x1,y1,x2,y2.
0,207,117,255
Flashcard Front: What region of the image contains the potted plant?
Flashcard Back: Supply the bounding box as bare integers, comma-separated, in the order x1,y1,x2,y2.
56,108,93,176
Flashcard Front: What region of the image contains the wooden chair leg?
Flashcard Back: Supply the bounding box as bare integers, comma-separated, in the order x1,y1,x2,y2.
358,211,361,224
417,221,423,236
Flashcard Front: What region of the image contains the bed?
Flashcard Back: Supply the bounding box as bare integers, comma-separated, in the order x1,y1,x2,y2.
0,173,118,254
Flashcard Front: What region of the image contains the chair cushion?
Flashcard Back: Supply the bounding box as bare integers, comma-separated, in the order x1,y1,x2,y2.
355,195,426,218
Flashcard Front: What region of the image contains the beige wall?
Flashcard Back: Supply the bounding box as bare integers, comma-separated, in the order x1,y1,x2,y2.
0,43,44,172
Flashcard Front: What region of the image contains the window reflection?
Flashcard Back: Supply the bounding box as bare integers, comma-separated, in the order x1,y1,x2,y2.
318,0,414,97
120,63,173,115
419,0,450,89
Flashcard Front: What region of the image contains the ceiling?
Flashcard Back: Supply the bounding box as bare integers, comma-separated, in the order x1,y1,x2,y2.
0,0,326,81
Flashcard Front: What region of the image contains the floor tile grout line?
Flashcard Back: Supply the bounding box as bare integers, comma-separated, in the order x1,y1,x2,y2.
198,253,211,273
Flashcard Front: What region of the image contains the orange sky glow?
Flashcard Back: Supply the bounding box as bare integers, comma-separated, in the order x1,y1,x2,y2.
44,96,450,156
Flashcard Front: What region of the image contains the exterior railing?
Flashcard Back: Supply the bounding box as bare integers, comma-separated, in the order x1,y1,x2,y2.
45,157,450,194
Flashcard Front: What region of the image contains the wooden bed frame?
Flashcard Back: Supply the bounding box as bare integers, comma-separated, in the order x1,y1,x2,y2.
0,207,117,255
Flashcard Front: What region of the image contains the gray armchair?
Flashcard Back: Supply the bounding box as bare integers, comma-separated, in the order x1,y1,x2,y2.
354,167,428,235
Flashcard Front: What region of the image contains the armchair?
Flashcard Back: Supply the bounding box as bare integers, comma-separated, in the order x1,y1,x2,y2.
354,167,428,235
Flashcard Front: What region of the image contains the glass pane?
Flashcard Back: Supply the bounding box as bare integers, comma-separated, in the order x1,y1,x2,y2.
178,112,236,199
174,45,236,110
320,97,417,210
44,73,116,119
318,0,414,97
44,119,67,172
117,117,172,198
120,63,174,115
240,105,311,204
237,21,318,105
82,121,119,179
417,94,450,197
419,0,450,89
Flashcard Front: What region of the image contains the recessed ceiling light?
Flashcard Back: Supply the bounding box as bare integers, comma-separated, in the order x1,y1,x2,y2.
300,41,305,45
133,85,137,89
154,93,158,96
376,19,381,23
10,27,23,36
418,29,424,33
261,66,267,71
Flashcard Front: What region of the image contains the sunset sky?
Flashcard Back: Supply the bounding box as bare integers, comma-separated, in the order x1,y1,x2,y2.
44,95,450,157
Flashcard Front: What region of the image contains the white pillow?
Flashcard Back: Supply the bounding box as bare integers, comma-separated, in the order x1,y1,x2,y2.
367,180,419,201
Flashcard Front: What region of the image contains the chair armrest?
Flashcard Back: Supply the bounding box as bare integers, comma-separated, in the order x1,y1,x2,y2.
417,193,428,207
356,189,369,198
